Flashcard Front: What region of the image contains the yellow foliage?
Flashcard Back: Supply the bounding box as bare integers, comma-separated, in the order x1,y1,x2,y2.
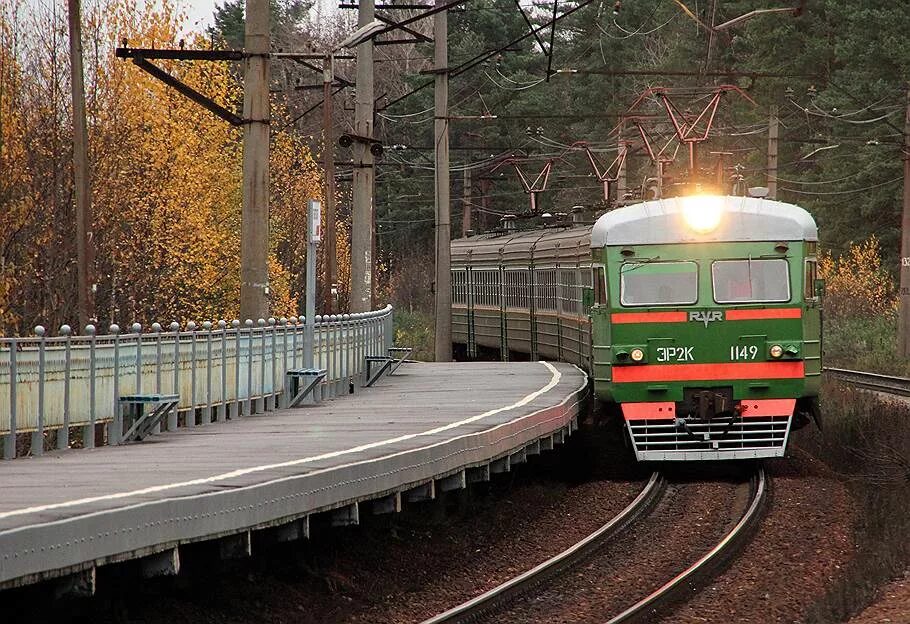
0,0,328,332
818,236,898,320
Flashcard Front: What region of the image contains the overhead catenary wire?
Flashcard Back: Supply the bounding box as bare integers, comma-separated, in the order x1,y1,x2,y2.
779,176,901,196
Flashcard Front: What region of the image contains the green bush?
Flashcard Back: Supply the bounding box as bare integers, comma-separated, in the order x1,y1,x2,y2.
393,310,435,362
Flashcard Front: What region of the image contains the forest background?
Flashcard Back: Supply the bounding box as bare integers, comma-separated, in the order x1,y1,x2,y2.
0,0,908,366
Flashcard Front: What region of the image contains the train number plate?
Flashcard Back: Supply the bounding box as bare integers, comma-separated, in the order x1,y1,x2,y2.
657,346,694,362
730,345,759,361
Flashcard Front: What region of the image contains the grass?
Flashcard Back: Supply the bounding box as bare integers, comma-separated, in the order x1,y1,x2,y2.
823,313,910,377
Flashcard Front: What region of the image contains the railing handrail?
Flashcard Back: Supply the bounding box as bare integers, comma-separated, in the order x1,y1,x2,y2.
0,305,396,459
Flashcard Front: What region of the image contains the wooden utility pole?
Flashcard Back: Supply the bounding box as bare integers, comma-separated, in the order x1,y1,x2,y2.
461,168,471,237
67,0,93,326
350,0,375,313
433,0,451,362
899,89,910,356
322,55,337,314
239,0,270,321
767,105,779,199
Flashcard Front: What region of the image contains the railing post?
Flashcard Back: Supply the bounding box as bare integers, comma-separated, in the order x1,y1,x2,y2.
168,322,180,431
85,324,97,447
343,314,352,393
245,319,254,416
187,321,197,428
30,326,46,456
330,315,339,397
3,338,17,459
152,322,162,435
233,319,242,418
268,317,277,410
280,317,288,407
58,325,73,450
110,324,122,445
219,320,228,422
258,318,267,413
203,321,213,424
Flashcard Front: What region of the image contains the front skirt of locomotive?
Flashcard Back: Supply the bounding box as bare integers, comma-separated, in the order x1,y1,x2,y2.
621,398,795,461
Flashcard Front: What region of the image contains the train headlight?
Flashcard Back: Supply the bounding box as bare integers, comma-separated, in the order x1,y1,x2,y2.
630,348,645,362
681,195,723,233
769,344,784,359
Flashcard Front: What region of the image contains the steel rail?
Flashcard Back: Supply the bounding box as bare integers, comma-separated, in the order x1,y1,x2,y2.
605,466,768,624
420,471,666,624
824,367,910,397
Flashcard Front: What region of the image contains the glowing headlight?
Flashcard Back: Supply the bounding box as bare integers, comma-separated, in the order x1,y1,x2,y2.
769,344,783,359
681,195,723,233
630,348,645,362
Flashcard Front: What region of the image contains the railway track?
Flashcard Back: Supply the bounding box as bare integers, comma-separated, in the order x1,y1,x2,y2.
421,468,767,624
825,367,910,396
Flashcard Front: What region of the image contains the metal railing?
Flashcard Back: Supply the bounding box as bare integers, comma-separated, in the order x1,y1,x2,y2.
0,305,394,459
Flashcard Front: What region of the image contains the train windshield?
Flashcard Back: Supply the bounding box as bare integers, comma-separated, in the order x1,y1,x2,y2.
712,259,790,303
620,261,698,306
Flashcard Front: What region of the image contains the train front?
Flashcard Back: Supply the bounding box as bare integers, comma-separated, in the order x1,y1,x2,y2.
589,195,821,461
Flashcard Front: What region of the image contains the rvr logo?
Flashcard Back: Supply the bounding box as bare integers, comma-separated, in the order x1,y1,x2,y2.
689,310,724,328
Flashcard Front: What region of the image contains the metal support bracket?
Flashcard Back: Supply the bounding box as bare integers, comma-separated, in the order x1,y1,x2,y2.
120,394,180,442
364,346,413,387
286,368,327,407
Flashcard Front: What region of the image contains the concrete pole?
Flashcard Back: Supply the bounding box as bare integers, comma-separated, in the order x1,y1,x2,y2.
350,0,375,313
433,0,451,362
67,0,93,326
899,90,910,357
239,0,270,321
462,168,471,237
767,105,779,199
322,55,337,314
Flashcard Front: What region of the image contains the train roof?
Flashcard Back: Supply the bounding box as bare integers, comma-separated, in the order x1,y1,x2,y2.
590,195,818,247
452,226,591,266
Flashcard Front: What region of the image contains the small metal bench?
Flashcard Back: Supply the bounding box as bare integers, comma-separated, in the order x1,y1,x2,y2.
119,394,179,442
364,347,413,387
286,368,327,407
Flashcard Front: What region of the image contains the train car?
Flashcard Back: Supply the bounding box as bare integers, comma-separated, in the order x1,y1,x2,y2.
451,194,822,461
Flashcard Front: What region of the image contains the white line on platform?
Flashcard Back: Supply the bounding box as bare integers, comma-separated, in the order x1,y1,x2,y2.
0,362,563,521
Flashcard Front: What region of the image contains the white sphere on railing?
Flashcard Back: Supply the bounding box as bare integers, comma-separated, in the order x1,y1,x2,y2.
60,324,72,336
109,324,120,334
202,321,213,331
85,324,96,335
231,319,240,328
257,318,266,326
169,322,180,332
315,315,323,323
151,322,162,333
279,317,288,325
268,317,276,325
289,316,298,324
218,320,227,329
245,319,254,327
343,314,350,321
131,323,142,334
186,321,197,331
34,325,46,337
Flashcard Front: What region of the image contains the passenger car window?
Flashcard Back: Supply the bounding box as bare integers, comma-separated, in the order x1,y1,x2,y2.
620,261,698,306
712,259,790,303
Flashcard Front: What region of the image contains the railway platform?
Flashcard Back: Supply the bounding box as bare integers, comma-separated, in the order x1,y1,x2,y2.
0,361,587,593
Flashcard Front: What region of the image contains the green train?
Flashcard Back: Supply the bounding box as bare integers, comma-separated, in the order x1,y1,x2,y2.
451,194,822,461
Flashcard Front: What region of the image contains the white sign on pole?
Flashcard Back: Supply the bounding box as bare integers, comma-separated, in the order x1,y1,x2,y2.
309,199,322,243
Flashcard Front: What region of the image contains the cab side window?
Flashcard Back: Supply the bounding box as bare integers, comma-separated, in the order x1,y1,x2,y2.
804,259,818,299
593,266,607,305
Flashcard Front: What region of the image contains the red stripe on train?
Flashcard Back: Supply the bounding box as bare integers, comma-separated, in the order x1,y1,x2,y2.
612,361,805,383
725,308,802,320
612,311,688,324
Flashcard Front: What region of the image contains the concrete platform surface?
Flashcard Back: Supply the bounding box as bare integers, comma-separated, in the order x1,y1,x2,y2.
0,361,587,589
